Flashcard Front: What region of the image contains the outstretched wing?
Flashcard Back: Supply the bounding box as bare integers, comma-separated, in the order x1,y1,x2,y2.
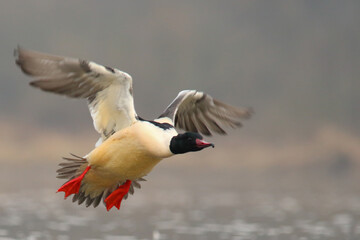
15,47,137,144
159,90,252,136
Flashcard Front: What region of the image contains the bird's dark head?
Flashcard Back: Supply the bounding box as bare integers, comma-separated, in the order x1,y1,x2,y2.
169,132,214,154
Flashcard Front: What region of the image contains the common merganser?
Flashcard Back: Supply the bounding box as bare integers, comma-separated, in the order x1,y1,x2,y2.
15,47,252,211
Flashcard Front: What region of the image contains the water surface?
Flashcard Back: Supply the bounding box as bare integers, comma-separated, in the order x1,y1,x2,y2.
1,162,359,240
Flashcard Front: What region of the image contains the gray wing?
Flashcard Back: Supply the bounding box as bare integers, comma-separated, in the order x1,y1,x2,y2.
15,47,137,144
159,90,252,136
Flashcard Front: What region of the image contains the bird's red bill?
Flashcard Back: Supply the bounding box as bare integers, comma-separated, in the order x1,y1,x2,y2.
57,165,91,199
105,180,132,211
195,139,214,148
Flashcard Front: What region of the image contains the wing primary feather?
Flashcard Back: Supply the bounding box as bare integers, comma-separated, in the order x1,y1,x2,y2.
200,111,226,135
208,108,243,128
191,111,212,136
183,115,197,132
213,99,253,119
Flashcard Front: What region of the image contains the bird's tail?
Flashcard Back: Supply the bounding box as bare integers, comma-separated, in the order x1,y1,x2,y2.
56,154,145,209
56,154,105,208
56,153,89,180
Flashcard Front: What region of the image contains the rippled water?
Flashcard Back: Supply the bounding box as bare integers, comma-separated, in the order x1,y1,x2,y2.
1,163,360,240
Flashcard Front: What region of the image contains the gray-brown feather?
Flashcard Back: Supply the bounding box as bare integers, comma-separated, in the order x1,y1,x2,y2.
14,47,109,100
15,47,138,146
160,90,252,136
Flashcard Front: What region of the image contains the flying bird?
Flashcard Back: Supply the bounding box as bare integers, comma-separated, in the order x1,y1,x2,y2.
14,47,252,211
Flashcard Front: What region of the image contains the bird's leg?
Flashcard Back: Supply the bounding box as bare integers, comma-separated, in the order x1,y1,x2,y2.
104,180,132,211
57,166,91,199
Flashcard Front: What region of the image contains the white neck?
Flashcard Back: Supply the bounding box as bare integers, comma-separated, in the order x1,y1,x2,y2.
133,120,178,159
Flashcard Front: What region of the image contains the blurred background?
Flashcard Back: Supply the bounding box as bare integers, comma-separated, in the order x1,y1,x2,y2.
0,1,359,239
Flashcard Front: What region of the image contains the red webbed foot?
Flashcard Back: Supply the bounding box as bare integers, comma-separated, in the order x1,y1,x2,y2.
105,180,132,211
57,166,91,199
